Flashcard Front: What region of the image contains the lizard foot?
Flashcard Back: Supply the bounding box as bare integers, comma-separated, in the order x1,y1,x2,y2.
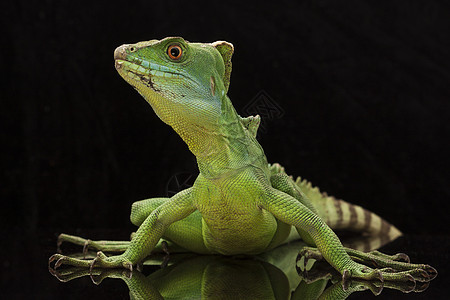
340,261,436,294
296,246,437,290
344,248,437,282
49,265,132,284
326,277,420,297
49,251,133,271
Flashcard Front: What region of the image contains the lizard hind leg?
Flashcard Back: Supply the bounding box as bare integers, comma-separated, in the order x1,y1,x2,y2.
130,197,209,254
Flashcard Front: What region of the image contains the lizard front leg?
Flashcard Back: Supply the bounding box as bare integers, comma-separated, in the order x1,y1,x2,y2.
260,187,435,284
50,188,196,270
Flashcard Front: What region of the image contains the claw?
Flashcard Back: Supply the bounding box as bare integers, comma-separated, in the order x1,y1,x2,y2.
425,265,438,280
90,274,102,285
83,240,91,258
55,257,64,269
48,254,66,269
48,254,57,267
404,274,416,291
401,281,417,293
136,262,143,272
342,269,351,290
90,269,114,285
369,258,379,268
396,253,410,263
48,266,57,276
124,261,133,272
415,281,430,292
367,281,384,296
161,240,170,255
406,274,416,283
374,269,383,282
420,269,431,281
343,269,351,281
90,256,98,273
56,238,63,253
48,267,66,282
124,269,133,279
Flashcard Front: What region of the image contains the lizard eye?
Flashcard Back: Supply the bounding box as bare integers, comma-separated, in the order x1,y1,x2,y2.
167,44,183,60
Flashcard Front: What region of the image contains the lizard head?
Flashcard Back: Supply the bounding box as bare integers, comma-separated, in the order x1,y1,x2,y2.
114,37,234,141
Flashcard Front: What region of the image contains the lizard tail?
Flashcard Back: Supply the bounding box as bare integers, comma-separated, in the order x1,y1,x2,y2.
294,176,402,243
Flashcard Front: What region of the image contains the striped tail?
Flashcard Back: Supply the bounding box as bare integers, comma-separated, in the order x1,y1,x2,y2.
294,176,402,244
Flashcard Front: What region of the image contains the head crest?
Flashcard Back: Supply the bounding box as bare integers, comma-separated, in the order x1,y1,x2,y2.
211,41,234,92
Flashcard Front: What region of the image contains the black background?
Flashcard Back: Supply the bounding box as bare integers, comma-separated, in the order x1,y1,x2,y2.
2,0,449,298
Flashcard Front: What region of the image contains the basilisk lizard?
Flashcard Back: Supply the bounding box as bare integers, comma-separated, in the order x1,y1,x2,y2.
50,37,436,285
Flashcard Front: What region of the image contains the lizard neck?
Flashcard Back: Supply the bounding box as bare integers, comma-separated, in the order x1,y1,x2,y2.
172,95,267,179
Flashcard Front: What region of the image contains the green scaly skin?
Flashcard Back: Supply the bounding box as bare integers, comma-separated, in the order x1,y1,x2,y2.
49,37,436,285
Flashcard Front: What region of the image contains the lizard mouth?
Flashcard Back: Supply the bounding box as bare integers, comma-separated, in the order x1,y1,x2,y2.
114,45,163,91
113,44,200,92
114,45,183,77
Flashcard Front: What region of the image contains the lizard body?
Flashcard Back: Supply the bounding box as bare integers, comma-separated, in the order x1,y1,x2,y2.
50,37,436,285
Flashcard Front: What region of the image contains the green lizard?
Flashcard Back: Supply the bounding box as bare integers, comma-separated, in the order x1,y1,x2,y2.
50,37,436,285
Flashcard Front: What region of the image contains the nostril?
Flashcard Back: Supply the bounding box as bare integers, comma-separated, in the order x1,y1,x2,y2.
114,44,128,60
129,46,136,52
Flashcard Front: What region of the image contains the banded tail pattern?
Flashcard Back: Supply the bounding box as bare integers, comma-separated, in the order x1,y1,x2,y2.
294,177,402,244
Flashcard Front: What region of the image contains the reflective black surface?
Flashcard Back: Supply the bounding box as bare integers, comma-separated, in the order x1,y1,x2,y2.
3,0,449,299
2,229,448,299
